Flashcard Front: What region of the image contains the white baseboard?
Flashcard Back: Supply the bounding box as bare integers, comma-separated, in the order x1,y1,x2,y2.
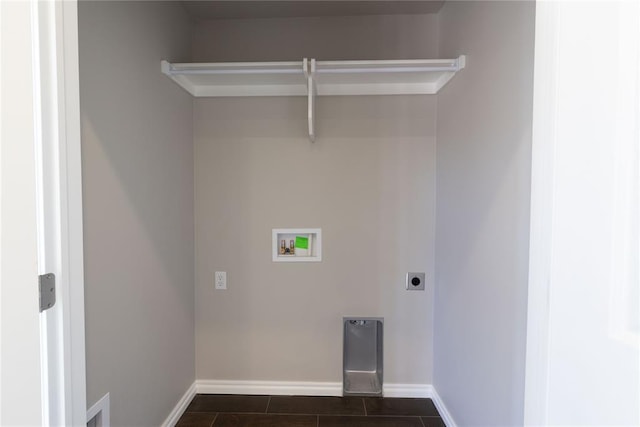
196,380,343,396
430,386,457,427
195,379,432,398
86,393,110,427
161,382,197,427
383,383,432,398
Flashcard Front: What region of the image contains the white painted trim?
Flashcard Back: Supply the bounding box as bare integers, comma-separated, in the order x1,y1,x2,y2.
430,386,457,427
196,380,435,399
31,0,52,423
33,0,79,423
86,393,110,427
36,1,87,425
33,0,86,424
607,0,640,348
382,383,432,398
196,380,342,396
524,1,559,424
195,380,437,399
59,3,88,424
160,383,197,427
0,2,3,416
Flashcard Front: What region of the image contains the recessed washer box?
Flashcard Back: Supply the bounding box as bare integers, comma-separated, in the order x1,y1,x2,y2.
272,228,322,262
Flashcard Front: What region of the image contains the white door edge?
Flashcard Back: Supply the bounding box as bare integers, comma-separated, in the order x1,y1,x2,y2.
34,0,86,425
523,1,559,424
1,0,45,424
525,1,640,425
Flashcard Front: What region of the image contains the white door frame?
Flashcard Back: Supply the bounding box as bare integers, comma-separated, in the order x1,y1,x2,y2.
34,0,87,425
60,1,88,422
524,1,640,424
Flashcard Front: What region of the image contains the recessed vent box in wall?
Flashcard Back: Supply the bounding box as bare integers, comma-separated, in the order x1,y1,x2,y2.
343,318,383,397
161,56,466,141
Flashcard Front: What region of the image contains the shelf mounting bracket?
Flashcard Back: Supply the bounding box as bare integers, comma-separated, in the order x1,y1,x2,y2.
305,58,316,142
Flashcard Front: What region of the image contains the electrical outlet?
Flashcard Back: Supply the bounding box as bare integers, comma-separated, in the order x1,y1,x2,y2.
406,272,425,290
215,271,227,290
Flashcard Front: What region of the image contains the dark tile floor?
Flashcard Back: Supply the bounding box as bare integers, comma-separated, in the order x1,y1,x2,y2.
177,394,446,427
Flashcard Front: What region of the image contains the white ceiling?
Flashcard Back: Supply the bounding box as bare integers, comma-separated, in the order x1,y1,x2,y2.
182,1,445,21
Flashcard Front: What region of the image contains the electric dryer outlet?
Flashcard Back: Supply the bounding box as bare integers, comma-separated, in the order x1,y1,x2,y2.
406,272,425,290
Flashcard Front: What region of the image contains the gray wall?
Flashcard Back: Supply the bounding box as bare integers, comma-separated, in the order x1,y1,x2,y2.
434,1,535,426
79,2,194,426
193,15,438,385
192,14,438,61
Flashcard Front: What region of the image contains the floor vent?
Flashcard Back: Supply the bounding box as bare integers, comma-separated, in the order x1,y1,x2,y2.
86,393,110,427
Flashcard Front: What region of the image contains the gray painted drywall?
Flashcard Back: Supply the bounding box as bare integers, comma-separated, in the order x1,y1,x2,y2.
194,95,436,384
183,1,445,21
434,1,535,426
79,2,194,426
193,15,438,384
192,14,439,61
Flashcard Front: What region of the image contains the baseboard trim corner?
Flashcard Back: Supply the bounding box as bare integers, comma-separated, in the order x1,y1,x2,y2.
161,382,197,427
430,386,457,427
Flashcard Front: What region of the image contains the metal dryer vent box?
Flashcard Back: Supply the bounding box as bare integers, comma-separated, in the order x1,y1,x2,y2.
343,317,383,397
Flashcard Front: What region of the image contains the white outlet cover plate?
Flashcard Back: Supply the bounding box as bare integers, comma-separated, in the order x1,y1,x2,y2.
215,271,227,290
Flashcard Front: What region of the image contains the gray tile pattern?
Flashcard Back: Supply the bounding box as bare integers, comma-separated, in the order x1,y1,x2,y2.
186,395,270,413
319,415,425,426
214,413,317,427
364,397,440,417
268,396,365,416
178,394,446,427
176,412,218,427
421,416,447,427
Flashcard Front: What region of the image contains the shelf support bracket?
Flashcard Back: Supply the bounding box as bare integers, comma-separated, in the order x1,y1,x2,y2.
304,58,316,142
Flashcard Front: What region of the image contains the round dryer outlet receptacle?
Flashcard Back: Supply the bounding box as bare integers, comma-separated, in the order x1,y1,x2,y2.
406,272,426,290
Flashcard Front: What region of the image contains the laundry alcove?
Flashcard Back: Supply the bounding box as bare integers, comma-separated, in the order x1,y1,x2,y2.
78,1,535,426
